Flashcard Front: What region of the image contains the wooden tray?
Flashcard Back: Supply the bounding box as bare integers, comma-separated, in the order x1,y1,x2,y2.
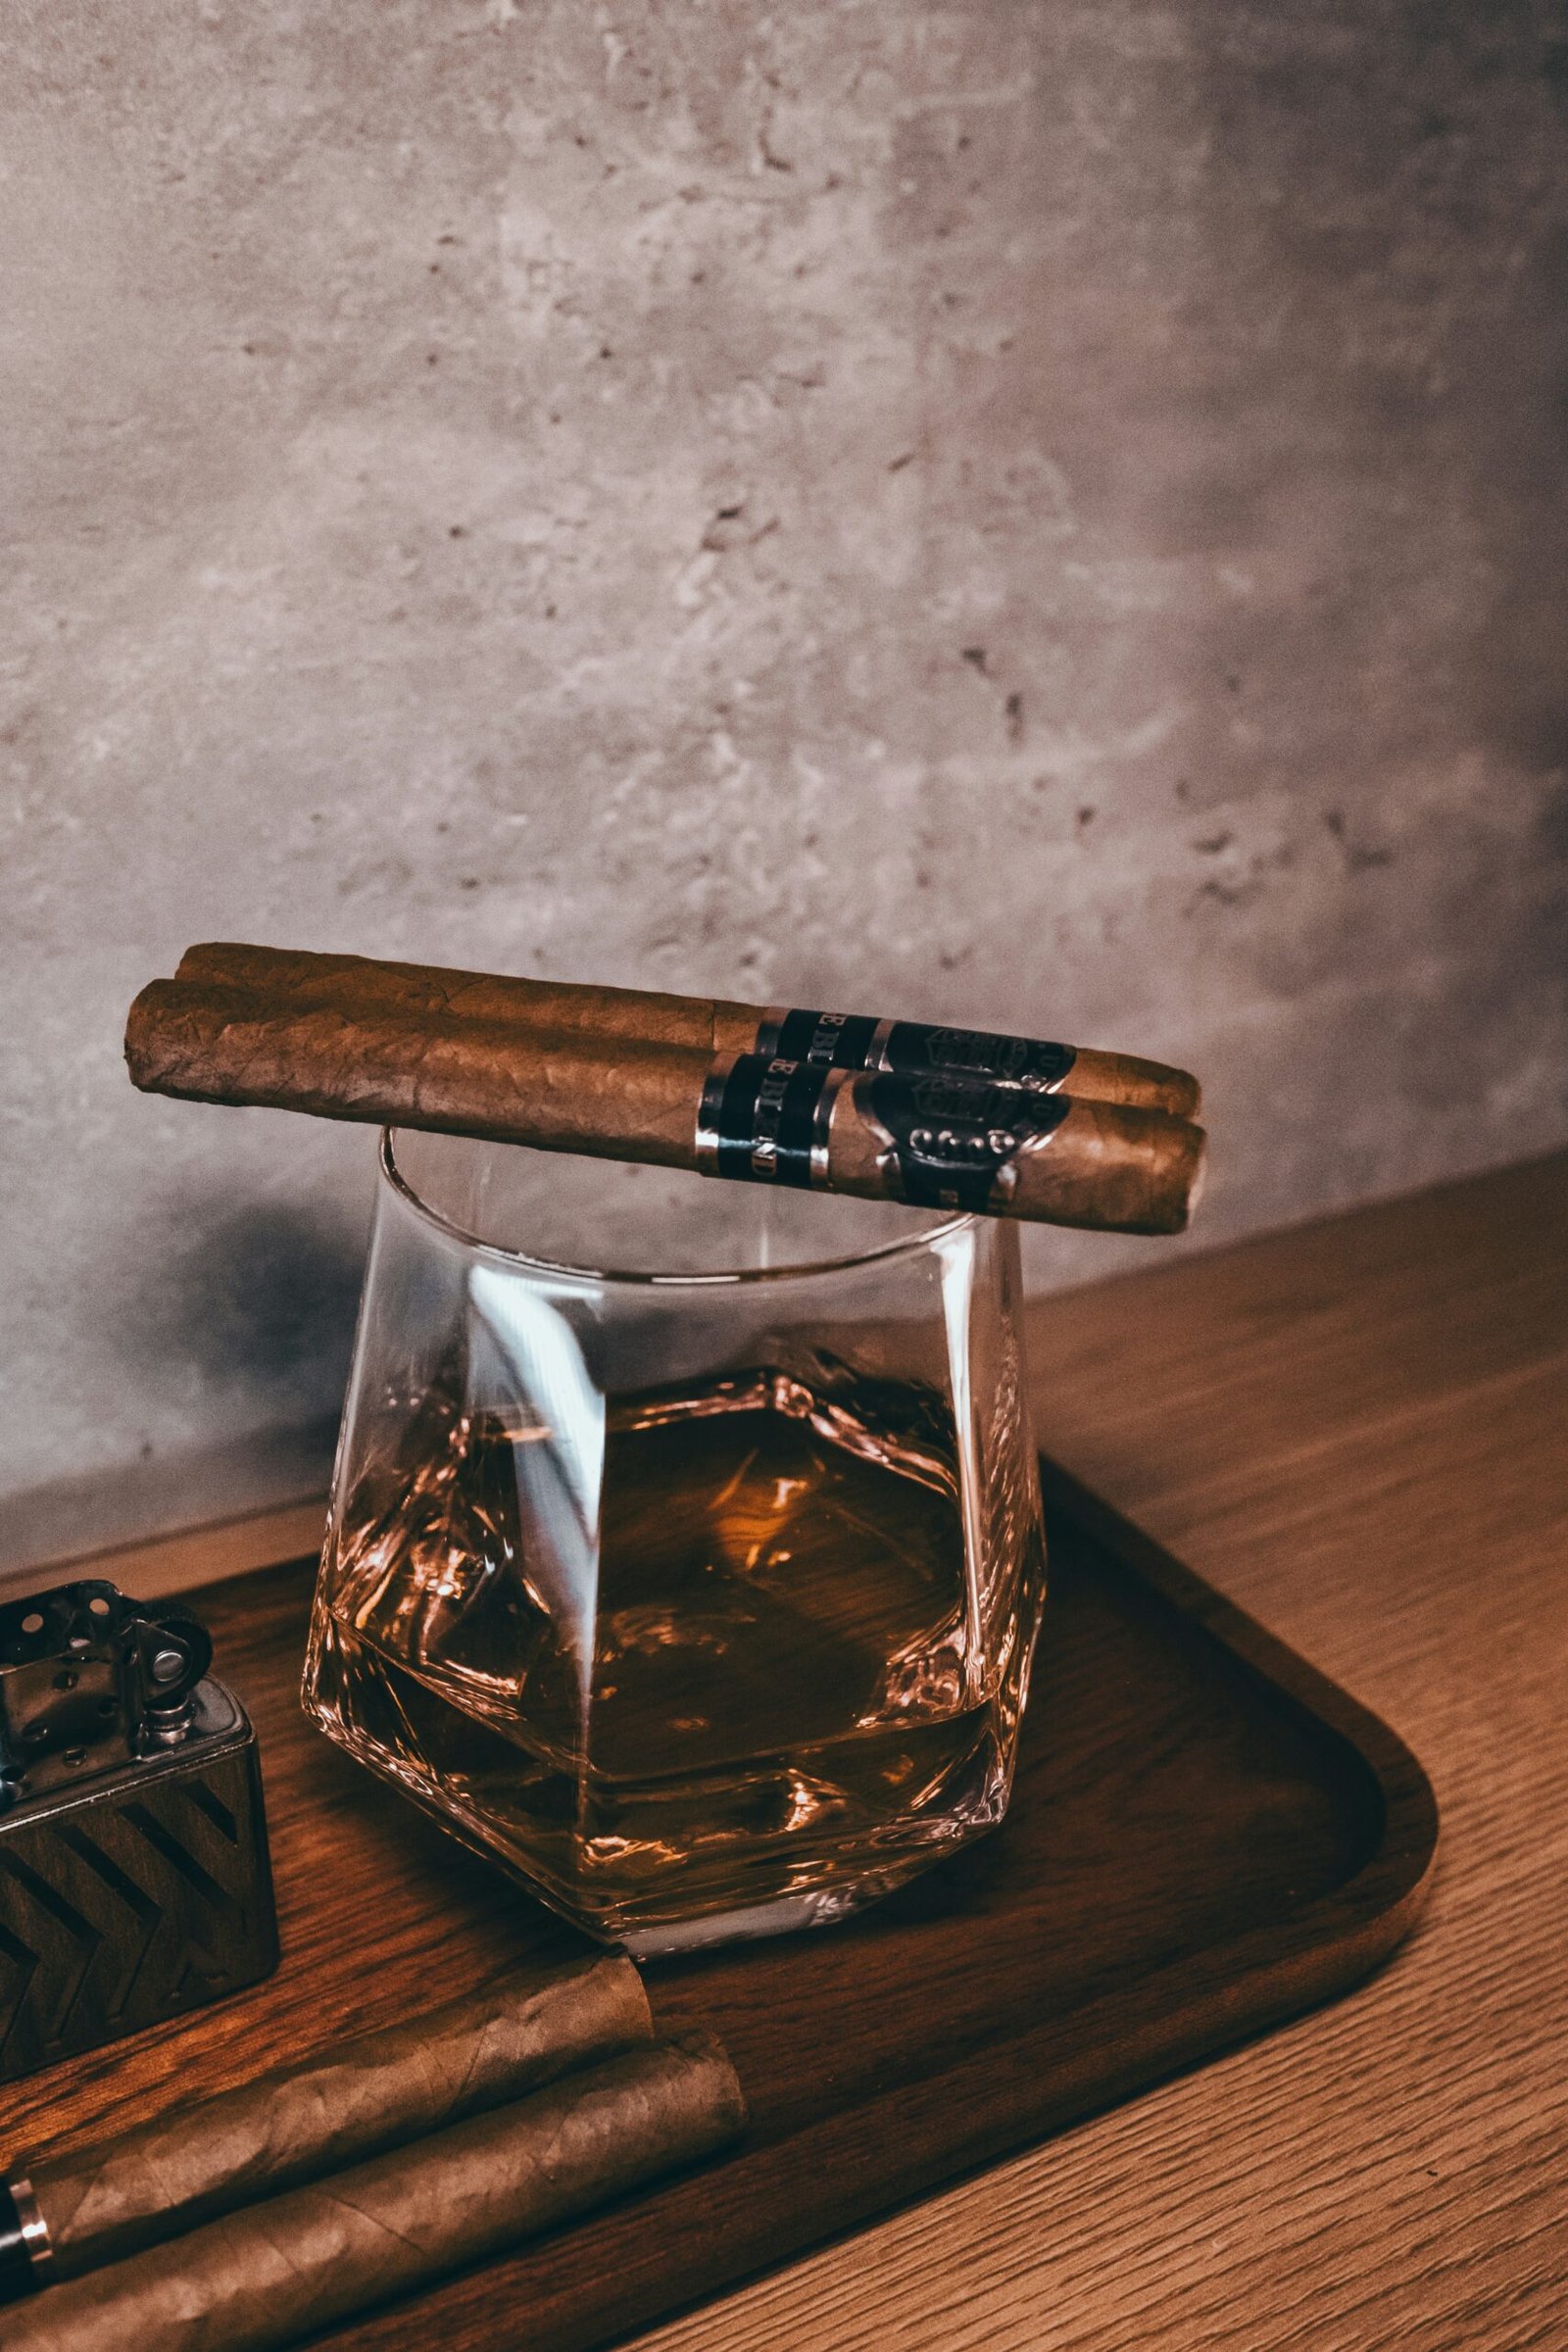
0,1463,1438,2352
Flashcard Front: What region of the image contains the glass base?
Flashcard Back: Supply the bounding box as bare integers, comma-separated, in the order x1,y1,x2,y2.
303,1625,1020,1951
617,1881,886,1959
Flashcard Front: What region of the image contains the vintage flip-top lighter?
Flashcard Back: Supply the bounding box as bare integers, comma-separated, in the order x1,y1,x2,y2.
0,1579,277,2086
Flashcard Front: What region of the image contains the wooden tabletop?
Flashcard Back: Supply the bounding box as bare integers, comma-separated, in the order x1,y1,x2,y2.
628,1151,1568,2352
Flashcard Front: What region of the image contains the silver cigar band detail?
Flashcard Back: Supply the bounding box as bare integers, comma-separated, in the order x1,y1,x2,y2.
0,2172,52,2299
11,2180,50,2275
855,1069,1073,1211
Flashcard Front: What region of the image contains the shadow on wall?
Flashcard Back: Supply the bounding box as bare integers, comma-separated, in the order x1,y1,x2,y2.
0,1202,368,1579
119,1200,368,1406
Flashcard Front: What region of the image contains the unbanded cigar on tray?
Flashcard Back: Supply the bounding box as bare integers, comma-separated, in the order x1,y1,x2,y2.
174,939,1202,1118
0,1951,650,2291
125,980,1206,1236
2,2034,745,2352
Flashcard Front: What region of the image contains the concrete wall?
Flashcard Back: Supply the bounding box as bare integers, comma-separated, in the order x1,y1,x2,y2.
4,1,1566,1565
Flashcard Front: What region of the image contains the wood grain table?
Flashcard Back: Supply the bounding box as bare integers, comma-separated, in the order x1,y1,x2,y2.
17,1151,1566,2351
628,1151,1568,2352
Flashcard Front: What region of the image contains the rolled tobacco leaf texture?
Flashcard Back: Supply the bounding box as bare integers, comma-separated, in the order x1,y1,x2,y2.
173,940,1203,1117
4,1949,651,2287
124,980,1206,1237
3,2034,746,2352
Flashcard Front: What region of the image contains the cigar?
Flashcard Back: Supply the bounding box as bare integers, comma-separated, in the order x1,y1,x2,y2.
0,1951,651,2292
125,979,1206,1236
175,940,1201,1119
1,2034,745,2352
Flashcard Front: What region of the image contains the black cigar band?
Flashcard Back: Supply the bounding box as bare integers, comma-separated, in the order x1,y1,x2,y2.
858,1069,1072,1211
696,1054,842,1189
754,1008,881,1068
755,1008,1076,1093
0,2176,50,2301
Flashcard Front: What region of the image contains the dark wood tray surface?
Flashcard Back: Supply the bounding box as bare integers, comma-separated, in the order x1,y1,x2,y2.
0,1462,1438,2352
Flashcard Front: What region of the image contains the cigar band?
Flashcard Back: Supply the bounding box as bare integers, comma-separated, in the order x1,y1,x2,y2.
752,1007,882,1067
696,1054,845,1189
755,1008,1077,1092
856,1070,1072,1211
0,2174,51,2300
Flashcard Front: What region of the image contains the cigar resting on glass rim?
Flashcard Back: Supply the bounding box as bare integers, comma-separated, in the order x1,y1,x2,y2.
1,2034,745,2352
173,939,1202,1120
125,979,1206,1236
0,1950,651,2293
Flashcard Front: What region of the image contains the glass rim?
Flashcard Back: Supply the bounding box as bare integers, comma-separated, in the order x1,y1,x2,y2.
380,1128,977,1288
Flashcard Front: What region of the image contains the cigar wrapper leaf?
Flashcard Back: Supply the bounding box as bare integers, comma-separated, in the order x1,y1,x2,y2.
7,1950,650,2287
2,2034,745,2352
174,940,1201,1120
126,980,710,1167
125,981,1205,1237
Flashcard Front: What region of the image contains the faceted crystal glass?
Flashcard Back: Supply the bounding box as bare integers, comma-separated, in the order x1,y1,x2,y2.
303,1133,1047,1956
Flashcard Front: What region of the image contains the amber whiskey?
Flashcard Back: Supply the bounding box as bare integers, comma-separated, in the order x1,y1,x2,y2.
306,1357,1043,1951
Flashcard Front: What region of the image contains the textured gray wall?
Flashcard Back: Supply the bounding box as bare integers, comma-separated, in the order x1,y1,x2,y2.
4,2,1566,1563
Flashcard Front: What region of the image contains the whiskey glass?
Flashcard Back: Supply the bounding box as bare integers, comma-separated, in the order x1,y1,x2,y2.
303,1132,1047,1956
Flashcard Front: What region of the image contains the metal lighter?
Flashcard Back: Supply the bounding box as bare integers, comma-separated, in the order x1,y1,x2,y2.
0,1578,277,2088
